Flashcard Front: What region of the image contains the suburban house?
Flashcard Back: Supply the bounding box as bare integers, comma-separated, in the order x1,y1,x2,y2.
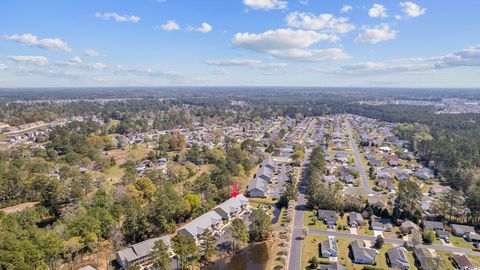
386,246,410,270
178,211,223,240
423,221,444,232
415,168,435,180
400,220,419,234
414,247,439,270
324,175,339,184
348,212,364,228
261,156,277,171
367,195,387,209
256,165,273,182
116,236,172,269
318,209,338,225
319,262,346,270
247,176,267,198
341,173,355,184
350,240,377,265
451,254,478,270
213,194,248,221
466,232,480,243
370,215,393,232
320,237,338,257
451,224,476,237
395,171,410,181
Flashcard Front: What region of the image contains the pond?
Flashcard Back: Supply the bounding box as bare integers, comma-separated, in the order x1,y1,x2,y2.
202,242,269,270
271,207,281,224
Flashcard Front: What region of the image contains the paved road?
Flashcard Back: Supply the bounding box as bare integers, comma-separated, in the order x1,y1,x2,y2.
288,148,312,270
309,229,480,256
345,119,374,195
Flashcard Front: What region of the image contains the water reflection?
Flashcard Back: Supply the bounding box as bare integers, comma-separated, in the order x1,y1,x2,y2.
202,243,269,270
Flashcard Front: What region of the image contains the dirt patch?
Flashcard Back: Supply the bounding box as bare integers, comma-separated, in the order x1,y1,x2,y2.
0,202,39,214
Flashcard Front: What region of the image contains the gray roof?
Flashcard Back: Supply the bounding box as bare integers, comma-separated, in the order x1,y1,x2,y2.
214,194,248,216
318,210,337,222
261,156,276,170
248,176,267,192
423,220,444,231
116,236,171,265
256,165,273,180
179,211,222,238
319,262,346,270
451,224,476,234
321,238,338,255
351,240,376,262
387,246,410,268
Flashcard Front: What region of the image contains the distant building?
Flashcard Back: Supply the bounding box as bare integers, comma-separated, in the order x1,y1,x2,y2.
214,194,248,221
317,210,338,225
348,212,364,228
451,254,478,270
350,240,377,264
320,237,338,257
386,246,410,270
247,176,267,198
178,211,223,240
450,224,476,237
116,236,172,269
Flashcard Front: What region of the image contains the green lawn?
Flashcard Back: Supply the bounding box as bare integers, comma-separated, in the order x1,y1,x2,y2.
436,250,456,269
104,164,124,181
407,252,420,270
375,243,393,269
356,225,374,236
450,235,475,249
303,210,327,230
301,234,329,269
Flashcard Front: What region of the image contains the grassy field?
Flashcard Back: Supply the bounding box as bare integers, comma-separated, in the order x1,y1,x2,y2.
375,243,393,269
407,252,420,270
104,164,124,181
435,250,456,269
450,235,475,249
301,234,329,269
303,210,328,230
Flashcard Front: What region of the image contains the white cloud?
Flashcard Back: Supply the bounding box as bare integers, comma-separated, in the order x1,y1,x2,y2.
210,68,230,75
286,12,355,34
233,28,334,52
268,48,349,61
159,20,181,31
320,45,480,75
206,58,287,69
299,0,309,5
2,33,72,52
8,55,49,66
56,57,107,70
340,5,352,13
85,49,101,57
95,12,140,23
232,28,346,61
0,64,7,70
195,22,212,33
243,0,287,10
400,2,426,18
435,45,480,68
355,24,397,44
368,4,388,18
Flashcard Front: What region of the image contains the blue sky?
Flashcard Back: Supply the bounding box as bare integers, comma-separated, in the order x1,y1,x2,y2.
1,0,479,87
